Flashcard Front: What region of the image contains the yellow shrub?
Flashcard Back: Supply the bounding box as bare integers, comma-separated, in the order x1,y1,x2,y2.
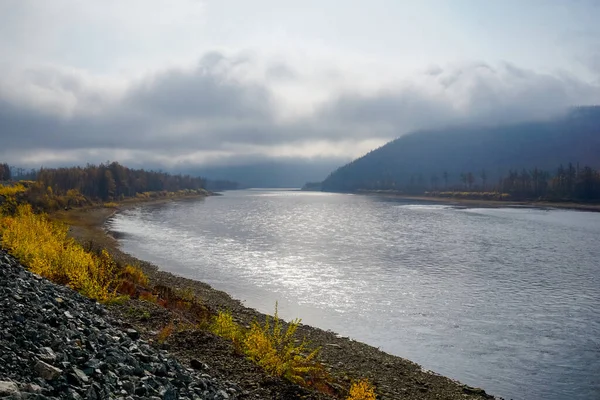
0,183,26,215
0,204,118,301
121,264,149,286
157,322,174,344
103,202,119,208
347,379,377,400
0,183,26,197
244,304,321,386
211,310,244,348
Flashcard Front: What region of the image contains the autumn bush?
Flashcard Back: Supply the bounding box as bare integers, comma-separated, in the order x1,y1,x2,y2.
347,379,377,400
0,204,119,301
211,310,245,349
210,305,325,388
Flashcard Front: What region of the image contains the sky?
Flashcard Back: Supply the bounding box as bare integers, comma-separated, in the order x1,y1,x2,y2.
0,0,599,170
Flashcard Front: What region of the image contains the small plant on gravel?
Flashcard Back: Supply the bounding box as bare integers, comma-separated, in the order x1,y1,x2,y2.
244,303,321,386
139,291,158,303
211,310,244,349
347,379,377,400
121,264,149,286
126,307,151,321
157,322,175,344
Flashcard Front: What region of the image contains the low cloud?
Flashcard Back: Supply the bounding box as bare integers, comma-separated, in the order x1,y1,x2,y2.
1,53,599,169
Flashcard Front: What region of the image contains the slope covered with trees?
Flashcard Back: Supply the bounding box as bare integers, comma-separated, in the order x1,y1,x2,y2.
321,106,600,201
9,162,206,201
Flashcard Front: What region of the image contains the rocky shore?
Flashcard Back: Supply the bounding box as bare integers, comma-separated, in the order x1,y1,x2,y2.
0,249,236,399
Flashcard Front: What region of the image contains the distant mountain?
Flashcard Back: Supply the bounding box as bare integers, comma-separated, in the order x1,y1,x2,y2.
321,107,600,192
185,159,346,188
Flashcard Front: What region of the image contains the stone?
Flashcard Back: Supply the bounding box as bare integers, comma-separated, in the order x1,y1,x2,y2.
190,359,209,371
37,346,57,362
125,328,140,340
34,360,62,381
0,381,19,396
23,383,43,393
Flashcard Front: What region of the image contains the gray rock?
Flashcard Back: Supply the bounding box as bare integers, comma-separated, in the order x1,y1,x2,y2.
37,347,57,362
34,360,62,381
0,381,19,396
125,328,140,340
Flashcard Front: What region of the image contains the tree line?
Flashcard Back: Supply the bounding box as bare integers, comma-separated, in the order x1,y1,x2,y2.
349,163,600,202
3,162,207,201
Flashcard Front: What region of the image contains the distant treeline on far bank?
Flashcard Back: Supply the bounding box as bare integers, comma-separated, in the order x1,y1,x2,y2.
0,162,219,212
314,163,600,203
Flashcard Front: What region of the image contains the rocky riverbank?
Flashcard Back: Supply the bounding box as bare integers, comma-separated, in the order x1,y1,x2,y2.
40,202,501,400
0,249,236,399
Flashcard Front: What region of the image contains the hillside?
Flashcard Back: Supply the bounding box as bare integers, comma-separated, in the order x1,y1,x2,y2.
321,107,600,193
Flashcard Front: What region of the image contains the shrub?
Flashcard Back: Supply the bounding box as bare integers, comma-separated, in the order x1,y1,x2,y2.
347,379,377,400
211,310,244,349
0,204,119,301
103,202,119,208
157,322,175,344
139,291,158,303
121,264,149,286
244,304,321,386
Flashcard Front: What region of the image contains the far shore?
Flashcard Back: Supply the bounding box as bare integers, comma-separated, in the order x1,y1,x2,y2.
354,191,600,213
50,195,499,400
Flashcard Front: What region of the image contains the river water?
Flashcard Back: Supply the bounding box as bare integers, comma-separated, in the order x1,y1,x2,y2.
108,189,600,400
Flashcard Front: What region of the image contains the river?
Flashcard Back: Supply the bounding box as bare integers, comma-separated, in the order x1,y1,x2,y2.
108,189,600,400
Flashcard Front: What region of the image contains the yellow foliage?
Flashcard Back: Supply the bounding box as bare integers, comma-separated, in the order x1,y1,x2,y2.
244,304,321,386
0,183,26,215
0,183,27,197
0,204,119,301
347,379,377,400
157,322,174,344
121,264,149,286
211,310,244,348
103,202,119,208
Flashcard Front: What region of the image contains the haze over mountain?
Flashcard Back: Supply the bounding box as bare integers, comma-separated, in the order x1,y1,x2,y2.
321,107,600,192
1,1,599,183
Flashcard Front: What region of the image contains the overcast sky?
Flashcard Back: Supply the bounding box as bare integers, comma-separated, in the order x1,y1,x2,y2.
1,0,599,169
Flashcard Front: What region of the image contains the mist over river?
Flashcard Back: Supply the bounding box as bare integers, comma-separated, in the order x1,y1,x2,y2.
108,189,600,400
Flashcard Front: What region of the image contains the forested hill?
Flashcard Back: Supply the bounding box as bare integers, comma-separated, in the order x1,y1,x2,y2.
321,106,600,193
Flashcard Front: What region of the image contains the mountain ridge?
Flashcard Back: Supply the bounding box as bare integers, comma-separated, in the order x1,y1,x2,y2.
321,106,600,192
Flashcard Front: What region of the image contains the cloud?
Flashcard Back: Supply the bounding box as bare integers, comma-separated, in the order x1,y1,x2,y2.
0,53,599,169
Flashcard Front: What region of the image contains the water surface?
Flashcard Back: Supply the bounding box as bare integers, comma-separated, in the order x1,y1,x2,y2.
109,190,600,400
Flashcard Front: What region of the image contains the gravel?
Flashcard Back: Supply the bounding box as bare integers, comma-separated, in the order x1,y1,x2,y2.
0,250,239,400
